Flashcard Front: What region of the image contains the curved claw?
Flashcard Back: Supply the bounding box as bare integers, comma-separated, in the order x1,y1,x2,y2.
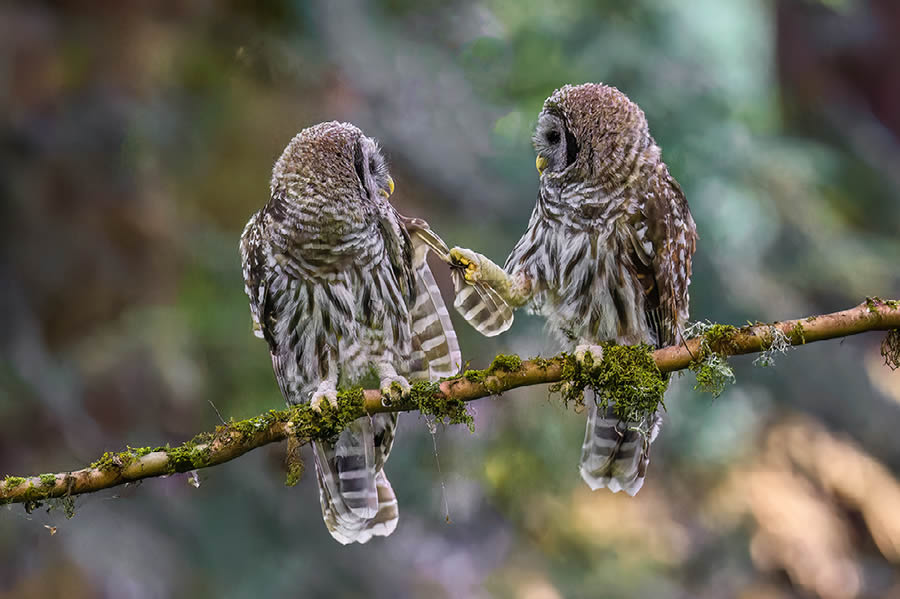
380,375,411,405
449,247,482,284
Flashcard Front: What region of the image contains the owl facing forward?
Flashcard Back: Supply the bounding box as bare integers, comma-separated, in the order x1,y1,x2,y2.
452,83,697,495
240,122,461,543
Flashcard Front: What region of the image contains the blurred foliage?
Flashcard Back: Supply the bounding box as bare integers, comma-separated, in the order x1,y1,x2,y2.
1,1,899,598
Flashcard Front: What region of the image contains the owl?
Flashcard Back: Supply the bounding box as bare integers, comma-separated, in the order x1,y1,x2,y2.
451,83,697,495
240,122,461,544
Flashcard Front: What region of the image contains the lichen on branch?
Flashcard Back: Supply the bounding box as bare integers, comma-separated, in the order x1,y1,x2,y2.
2,298,898,508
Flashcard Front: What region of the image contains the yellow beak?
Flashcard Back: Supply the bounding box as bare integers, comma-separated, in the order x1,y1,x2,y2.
379,177,395,199
535,155,548,175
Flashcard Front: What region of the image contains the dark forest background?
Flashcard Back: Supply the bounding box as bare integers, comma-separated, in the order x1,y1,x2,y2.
2,1,899,598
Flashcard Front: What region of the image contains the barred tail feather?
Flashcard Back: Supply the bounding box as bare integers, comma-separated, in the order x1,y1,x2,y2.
579,403,661,496
314,418,378,519
316,462,399,545
451,271,514,337
372,413,398,473
358,471,399,542
409,261,462,379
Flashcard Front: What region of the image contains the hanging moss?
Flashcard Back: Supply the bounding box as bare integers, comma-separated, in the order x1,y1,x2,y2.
685,321,738,397
551,344,668,421
408,380,474,431
882,329,900,370
284,460,304,487
691,353,735,396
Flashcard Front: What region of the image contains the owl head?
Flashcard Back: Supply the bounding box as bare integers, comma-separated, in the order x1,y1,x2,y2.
271,121,394,211
533,83,654,191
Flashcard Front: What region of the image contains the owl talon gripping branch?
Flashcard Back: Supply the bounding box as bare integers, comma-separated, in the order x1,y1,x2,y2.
310,382,339,413
378,364,411,406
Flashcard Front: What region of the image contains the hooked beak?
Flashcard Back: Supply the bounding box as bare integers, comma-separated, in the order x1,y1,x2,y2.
379,177,395,199
535,155,548,175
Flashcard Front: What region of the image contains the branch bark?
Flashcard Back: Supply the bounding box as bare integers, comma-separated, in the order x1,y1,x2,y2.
2,298,897,507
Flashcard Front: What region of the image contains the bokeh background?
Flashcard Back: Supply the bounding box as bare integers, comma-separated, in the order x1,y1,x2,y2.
2,1,900,597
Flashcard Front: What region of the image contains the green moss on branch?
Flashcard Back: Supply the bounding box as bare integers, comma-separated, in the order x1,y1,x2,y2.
551,344,667,421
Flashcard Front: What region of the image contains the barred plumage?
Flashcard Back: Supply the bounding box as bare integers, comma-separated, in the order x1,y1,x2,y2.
453,83,697,495
240,122,460,543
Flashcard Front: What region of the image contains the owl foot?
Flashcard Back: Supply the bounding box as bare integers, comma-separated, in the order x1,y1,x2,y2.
575,344,604,370
377,362,410,406
310,381,339,413
379,375,411,407
449,247,483,284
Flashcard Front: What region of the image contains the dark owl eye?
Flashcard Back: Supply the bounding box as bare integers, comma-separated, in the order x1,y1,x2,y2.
369,157,376,173
546,130,561,145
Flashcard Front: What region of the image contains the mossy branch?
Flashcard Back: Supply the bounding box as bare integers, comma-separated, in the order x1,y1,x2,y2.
2,298,898,508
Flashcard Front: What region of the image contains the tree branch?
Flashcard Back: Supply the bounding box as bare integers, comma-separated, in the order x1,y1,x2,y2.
2,298,898,508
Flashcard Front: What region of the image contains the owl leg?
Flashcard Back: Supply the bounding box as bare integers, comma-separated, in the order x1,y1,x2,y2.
376,362,410,406
310,353,340,412
575,344,604,369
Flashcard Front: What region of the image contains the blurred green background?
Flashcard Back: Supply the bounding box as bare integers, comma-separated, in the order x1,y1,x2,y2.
2,1,900,598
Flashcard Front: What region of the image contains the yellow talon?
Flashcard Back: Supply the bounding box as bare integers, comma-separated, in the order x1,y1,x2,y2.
450,248,482,284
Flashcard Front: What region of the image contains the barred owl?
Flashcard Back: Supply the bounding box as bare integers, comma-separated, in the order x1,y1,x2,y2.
240,122,461,543
451,83,697,495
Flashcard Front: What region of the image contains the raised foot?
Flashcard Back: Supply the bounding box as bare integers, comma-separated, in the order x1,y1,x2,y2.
575,344,604,369
380,375,411,407
310,381,339,413
449,247,482,284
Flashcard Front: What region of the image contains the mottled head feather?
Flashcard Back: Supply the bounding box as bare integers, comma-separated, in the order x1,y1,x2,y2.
538,83,654,191
270,121,364,200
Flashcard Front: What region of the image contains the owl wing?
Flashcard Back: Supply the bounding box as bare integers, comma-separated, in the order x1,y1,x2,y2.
632,169,697,348
239,211,268,341
400,215,514,339
399,215,462,379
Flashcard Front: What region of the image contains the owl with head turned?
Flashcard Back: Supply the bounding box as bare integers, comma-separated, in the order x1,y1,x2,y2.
240,121,462,544
451,83,697,495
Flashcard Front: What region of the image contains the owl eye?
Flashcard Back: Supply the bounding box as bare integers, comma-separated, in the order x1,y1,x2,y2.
546,130,561,145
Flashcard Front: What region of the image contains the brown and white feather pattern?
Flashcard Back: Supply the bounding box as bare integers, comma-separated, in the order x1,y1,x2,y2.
506,83,697,495
240,122,460,543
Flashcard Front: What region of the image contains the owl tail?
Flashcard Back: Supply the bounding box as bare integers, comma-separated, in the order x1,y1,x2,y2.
313,414,399,544
579,402,661,496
